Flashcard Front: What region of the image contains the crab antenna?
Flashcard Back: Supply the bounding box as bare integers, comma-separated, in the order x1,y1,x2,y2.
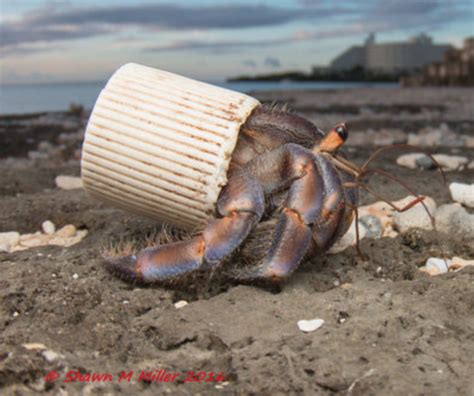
360,144,446,185
351,168,449,265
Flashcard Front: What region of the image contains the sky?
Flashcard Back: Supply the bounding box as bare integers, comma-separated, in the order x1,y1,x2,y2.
0,0,473,84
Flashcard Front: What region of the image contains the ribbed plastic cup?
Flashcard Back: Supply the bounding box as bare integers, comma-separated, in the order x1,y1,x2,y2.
81,63,260,230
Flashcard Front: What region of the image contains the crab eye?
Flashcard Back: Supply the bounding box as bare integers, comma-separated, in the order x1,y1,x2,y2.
335,124,348,141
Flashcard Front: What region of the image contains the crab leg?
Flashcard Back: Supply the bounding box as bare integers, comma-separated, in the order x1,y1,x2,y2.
234,146,328,282
107,171,264,283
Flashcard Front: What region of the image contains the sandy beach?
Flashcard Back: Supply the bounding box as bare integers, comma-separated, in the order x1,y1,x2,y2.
1,87,473,395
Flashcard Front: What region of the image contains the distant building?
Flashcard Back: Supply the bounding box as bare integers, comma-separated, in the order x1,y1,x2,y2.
331,33,452,72
401,37,474,86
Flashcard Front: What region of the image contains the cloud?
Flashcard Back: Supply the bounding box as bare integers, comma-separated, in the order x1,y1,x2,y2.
144,25,370,54
0,0,470,54
0,3,331,50
264,57,281,68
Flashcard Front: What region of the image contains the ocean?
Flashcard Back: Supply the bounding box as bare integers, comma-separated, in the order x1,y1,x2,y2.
0,80,398,115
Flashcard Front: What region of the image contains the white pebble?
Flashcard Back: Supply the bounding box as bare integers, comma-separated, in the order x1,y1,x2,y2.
449,182,474,208
451,256,474,271
42,220,56,235
174,300,188,309
426,257,452,273
0,232,20,252
396,153,425,169
72,273,79,280
13,311,19,317
55,224,77,238
393,196,436,233
297,318,325,333
22,343,46,350
55,175,83,190
432,154,468,171
42,350,59,362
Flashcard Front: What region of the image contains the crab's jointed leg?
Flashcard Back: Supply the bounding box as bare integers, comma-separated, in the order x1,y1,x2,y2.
107,171,264,282
233,145,330,282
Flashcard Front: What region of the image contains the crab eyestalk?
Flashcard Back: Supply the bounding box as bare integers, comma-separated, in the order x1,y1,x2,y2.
313,123,348,154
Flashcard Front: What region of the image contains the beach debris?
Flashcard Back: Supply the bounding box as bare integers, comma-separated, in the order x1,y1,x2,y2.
22,343,47,351
435,203,474,235
42,220,56,235
396,153,468,171
415,155,437,170
327,194,462,254
55,175,83,190
425,257,452,275
450,256,474,271
174,300,188,309
396,153,425,169
297,318,325,333
42,350,60,363
393,196,436,233
0,231,20,252
431,154,469,171
419,256,473,276
449,182,474,208
358,201,396,237
3,222,88,253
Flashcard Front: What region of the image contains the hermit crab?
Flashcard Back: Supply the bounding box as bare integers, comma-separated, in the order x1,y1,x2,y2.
82,64,439,286
105,105,429,285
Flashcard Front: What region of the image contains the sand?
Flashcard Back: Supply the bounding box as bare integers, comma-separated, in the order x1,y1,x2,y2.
0,87,473,395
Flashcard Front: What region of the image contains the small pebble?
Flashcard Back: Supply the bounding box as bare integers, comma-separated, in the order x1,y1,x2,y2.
393,196,436,233
415,155,436,170
42,350,59,362
42,220,56,235
174,300,188,309
23,343,47,350
425,257,451,273
431,154,468,171
55,175,83,190
55,224,77,238
396,153,425,169
297,318,325,333
397,153,468,171
450,256,474,271
449,182,474,208
13,311,19,317
0,232,20,252
359,215,383,239
72,273,79,280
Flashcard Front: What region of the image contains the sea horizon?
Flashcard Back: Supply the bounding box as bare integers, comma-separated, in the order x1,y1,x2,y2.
0,80,399,115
